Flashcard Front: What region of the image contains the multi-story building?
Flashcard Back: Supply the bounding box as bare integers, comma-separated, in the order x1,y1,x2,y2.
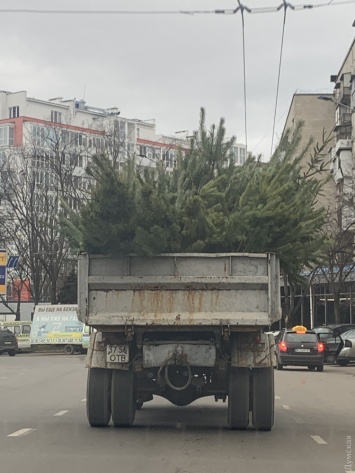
329,38,355,230
0,90,187,171
280,37,355,327
282,92,336,213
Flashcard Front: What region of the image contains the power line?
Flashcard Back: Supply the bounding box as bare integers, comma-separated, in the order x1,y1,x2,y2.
0,1,354,15
270,1,288,157
238,1,249,154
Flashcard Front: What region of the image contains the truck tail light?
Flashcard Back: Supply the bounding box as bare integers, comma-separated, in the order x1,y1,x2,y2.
317,342,324,353
279,341,287,352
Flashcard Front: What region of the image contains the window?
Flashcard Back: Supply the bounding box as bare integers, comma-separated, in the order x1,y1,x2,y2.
51,110,62,123
14,326,21,335
32,125,45,147
22,325,31,334
0,126,14,147
9,106,19,118
285,333,317,343
74,155,83,167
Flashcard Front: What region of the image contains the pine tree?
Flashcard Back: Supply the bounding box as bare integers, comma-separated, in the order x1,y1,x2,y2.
63,110,330,286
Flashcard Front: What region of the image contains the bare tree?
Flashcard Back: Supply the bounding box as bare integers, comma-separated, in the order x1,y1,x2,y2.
315,207,355,324
0,121,91,304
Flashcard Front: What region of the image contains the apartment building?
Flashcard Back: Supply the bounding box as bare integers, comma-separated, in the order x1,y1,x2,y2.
329,38,355,229
282,92,337,213
0,90,188,171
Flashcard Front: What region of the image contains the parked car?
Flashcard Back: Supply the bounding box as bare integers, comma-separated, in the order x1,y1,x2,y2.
275,328,324,371
336,329,355,366
0,329,18,356
313,324,355,363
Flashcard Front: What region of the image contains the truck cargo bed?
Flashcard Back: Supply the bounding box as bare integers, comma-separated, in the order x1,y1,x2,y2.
78,253,280,328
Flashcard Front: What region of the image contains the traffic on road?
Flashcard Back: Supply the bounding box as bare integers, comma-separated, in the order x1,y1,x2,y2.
0,352,353,473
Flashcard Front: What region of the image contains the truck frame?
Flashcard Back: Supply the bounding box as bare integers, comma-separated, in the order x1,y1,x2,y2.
78,252,280,430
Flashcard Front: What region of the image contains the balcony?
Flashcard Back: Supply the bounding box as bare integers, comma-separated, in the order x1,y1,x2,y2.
335,112,352,128
336,86,351,106
335,138,352,155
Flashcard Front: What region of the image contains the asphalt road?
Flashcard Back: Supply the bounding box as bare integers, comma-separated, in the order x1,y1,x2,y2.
0,354,354,473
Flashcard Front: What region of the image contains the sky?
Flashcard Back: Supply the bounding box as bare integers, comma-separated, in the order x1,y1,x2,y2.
0,0,354,159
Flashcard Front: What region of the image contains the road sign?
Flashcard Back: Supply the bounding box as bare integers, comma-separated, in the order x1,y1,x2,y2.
0,249,7,295
7,256,19,269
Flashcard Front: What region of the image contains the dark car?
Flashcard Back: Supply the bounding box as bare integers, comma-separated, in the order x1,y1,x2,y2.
275,329,324,371
0,329,18,356
313,324,355,363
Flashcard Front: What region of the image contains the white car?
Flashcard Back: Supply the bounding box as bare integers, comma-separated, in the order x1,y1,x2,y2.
336,329,355,366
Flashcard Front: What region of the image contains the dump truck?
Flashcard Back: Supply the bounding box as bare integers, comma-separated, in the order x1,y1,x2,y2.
78,252,281,431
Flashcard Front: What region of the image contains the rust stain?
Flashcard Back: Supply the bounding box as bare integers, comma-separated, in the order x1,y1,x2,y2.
150,291,164,321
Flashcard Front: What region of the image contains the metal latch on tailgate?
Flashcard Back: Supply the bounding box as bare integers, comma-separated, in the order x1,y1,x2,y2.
125,319,134,342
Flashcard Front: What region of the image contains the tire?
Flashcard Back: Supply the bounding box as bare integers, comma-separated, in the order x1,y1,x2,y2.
308,366,316,371
337,360,350,367
276,358,283,370
228,367,250,430
64,344,75,355
111,369,136,427
252,367,274,431
8,350,16,357
86,368,112,427
316,365,324,372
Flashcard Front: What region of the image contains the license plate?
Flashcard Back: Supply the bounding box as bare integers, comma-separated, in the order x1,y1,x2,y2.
295,348,310,353
106,345,129,363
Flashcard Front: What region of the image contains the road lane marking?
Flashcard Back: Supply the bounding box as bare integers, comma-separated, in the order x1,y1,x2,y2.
0,376,7,379
275,396,281,400
8,428,35,437
81,398,86,402
54,410,69,416
282,405,291,410
311,435,327,445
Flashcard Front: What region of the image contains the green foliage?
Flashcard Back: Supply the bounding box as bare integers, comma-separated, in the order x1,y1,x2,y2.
65,109,330,283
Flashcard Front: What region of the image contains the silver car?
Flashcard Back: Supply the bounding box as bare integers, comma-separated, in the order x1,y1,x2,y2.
336,329,355,366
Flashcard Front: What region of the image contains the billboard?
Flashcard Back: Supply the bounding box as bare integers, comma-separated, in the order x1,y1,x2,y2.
30,304,83,345
0,249,7,295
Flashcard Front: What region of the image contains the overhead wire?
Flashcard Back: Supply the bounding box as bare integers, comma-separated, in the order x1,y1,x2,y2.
237,1,250,154
1,0,353,157
0,1,354,15
270,1,289,157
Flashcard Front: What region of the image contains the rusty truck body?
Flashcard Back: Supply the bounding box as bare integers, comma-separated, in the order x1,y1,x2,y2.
78,252,281,430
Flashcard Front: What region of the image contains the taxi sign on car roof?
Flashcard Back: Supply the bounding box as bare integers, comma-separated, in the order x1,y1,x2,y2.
292,325,307,333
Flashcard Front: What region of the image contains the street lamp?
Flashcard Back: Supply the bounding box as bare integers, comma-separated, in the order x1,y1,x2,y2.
317,95,355,113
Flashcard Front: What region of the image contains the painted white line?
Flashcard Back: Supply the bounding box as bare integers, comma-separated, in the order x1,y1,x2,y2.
0,376,7,379
53,410,69,417
81,398,86,402
19,373,24,376
311,435,327,445
282,405,291,410
275,395,281,400
8,428,35,437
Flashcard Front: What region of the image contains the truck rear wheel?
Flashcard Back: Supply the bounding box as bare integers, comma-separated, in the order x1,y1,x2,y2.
64,344,75,355
228,367,250,430
252,367,274,431
87,368,112,427
111,369,136,427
